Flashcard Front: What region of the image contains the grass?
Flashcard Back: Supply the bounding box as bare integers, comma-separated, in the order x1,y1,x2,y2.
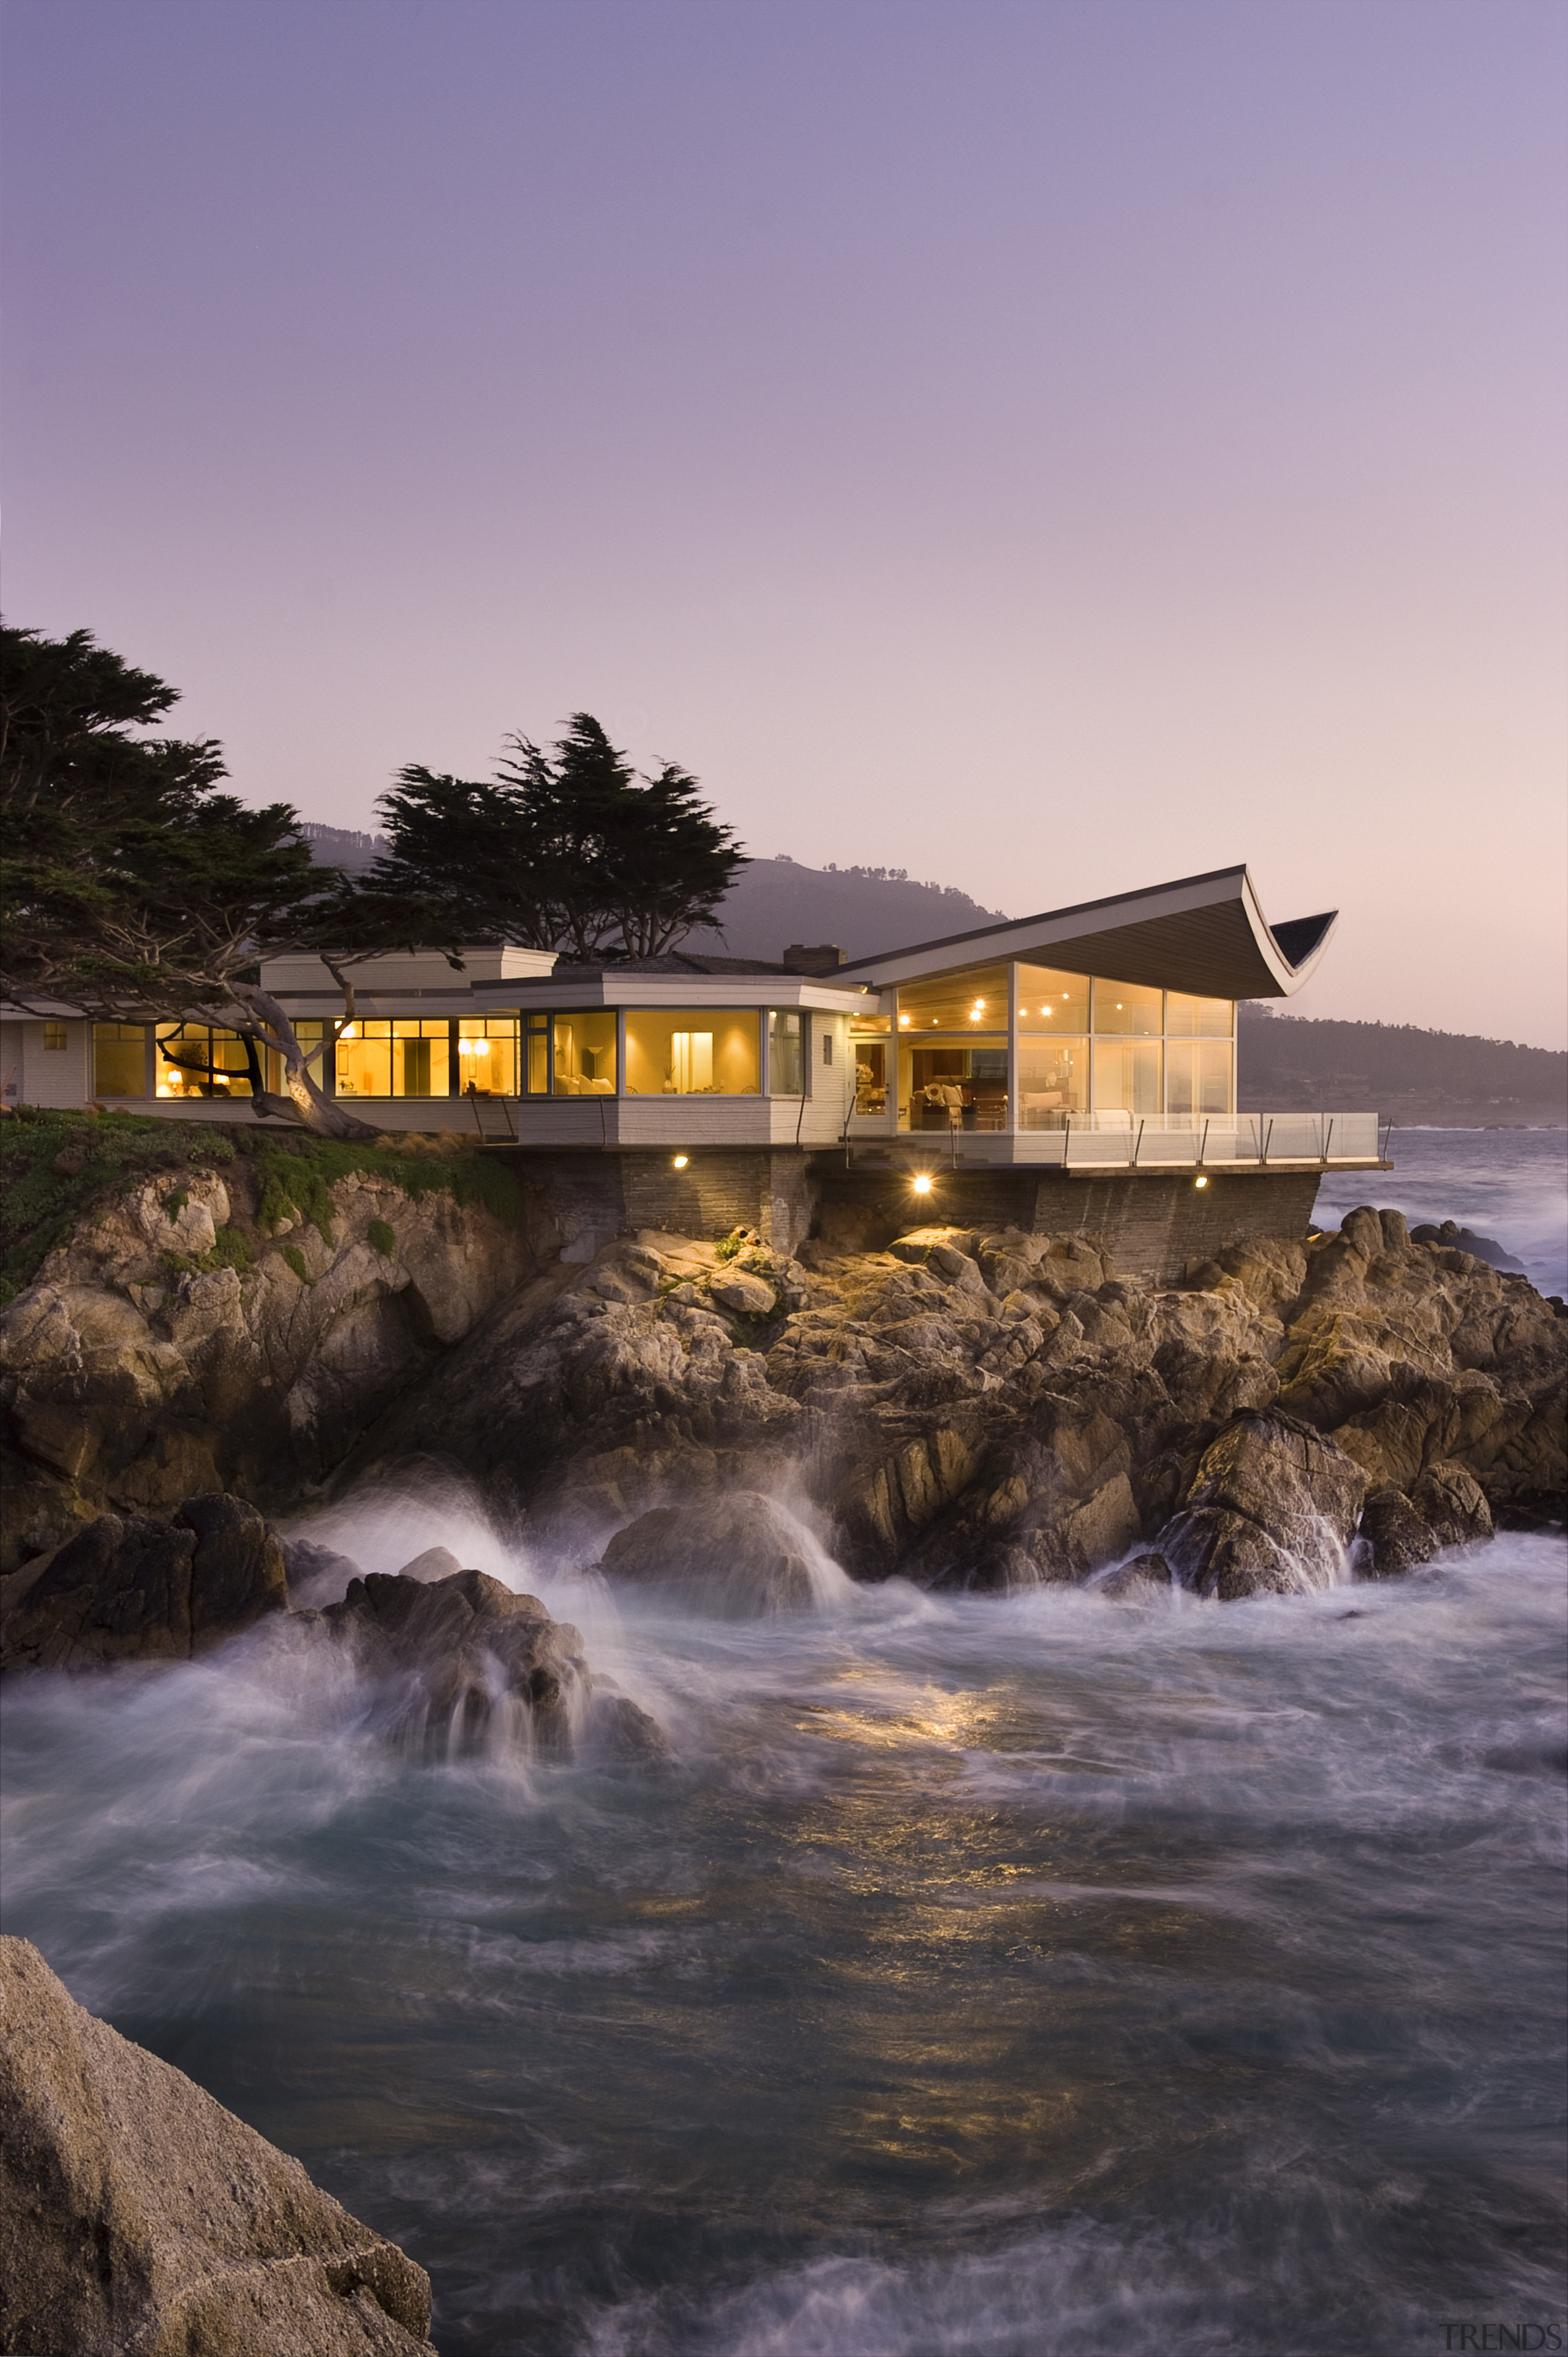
368,1218,397,1258
0,1107,519,1308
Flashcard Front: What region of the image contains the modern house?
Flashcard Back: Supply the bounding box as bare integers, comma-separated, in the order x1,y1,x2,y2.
1,865,1384,1273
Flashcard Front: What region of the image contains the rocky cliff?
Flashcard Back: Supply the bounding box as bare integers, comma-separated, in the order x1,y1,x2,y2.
3,1136,1564,1602
355,1207,1566,1592
0,1125,535,1572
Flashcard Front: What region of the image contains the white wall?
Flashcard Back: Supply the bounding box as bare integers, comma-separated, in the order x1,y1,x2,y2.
3,1017,91,1109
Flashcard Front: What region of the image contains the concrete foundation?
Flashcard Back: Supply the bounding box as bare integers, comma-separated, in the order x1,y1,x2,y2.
807,1161,1325,1282
506,1147,1327,1282
513,1150,820,1261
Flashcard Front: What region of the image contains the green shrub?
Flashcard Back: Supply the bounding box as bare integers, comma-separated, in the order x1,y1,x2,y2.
367,1217,397,1258
164,1188,189,1221
212,1225,253,1272
280,1243,312,1284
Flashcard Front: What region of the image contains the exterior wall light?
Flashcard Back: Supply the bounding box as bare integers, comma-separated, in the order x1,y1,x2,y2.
1193,1174,1209,1189
911,1173,933,1196
673,1153,689,1169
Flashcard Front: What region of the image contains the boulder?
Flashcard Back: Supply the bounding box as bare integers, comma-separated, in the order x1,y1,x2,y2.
1355,1486,1438,1578
324,1569,590,1760
1354,1459,1494,1577
1,1494,288,1673
1154,1407,1368,1599
580,1687,675,1765
598,1490,822,1616
279,1535,366,1607
390,1544,466,1584
0,1934,435,2356
1094,1551,1174,1599
709,1270,778,1317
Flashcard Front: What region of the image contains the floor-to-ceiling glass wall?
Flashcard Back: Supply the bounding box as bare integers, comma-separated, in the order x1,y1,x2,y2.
892,964,1010,1130
1015,965,1090,1128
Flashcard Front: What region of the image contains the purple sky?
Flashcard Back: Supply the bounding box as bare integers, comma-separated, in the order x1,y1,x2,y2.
6,1,1565,1046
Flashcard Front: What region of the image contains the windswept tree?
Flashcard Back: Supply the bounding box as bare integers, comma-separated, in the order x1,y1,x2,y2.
365,713,747,959
0,623,440,1136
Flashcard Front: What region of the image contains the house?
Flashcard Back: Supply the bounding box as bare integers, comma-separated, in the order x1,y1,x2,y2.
0,865,1383,1275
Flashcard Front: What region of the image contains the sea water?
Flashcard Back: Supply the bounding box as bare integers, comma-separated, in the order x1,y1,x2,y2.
1315,1125,1567,1299
2,1132,1564,2357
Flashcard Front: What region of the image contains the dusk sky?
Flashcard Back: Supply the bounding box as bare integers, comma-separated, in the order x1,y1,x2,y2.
6,1,1564,1046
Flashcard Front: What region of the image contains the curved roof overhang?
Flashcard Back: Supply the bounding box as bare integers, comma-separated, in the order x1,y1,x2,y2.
840,865,1336,1001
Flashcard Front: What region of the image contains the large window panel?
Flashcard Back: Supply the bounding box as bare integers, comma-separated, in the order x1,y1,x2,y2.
336,1021,393,1099
1166,992,1233,1039
1018,1038,1088,1126
155,1024,253,1099
1093,1038,1162,1115
895,962,1009,1035
553,1011,618,1095
1166,1040,1232,1116
769,1011,804,1096
1016,965,1090,1033
458,1016,519,1096
94,1024,147,1098
1091,980,1162,1036
623,1010,758,1095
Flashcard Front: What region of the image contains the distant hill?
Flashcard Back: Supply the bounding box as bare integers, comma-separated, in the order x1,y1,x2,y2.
685,857,1007,962
300,829,1007,957
1239,1007,1566,1126
297,821,389,872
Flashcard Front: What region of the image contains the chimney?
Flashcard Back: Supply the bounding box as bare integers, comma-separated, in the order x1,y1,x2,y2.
783,944,846,975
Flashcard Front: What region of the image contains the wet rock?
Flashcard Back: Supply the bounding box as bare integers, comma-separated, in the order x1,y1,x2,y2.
280,1534,365,1606
1154,1408,1368,1599
390,1544,466,1583
1411,1219,1528,1275
1355,1485,1438,1578
581,1686,675,1765
0,1933,436,2356
1094,1551,1174,1599
1409,1459,1493,1549
1,1494,288,1673
598,1491,821,1616
324,1569,589,1759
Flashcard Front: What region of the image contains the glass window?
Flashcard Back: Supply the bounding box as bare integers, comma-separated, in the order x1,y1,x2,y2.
1093,1038,1162,1115
94,1024,146,1098
42,1022,68,1051
262,1021,325,1095
847,1013,888,1112
1166,1041,1232,1116
155,1024,253,1098
1091,980,1162,1036
336,1021,393,1099
1017,1038,1088,1126
623,1010,758,1095
553,1011,618,1095
1016,965,1090,1033
769,1011,804,1095
895,962,1009,1035
458,1016,518,1097
1166,992,1233,1039
526,1014,548,1095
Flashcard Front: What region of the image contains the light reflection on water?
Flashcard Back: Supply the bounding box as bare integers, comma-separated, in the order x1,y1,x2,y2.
2,1528,1564,2356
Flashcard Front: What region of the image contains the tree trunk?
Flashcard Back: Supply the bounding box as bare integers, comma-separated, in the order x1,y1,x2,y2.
227,983,382,1141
